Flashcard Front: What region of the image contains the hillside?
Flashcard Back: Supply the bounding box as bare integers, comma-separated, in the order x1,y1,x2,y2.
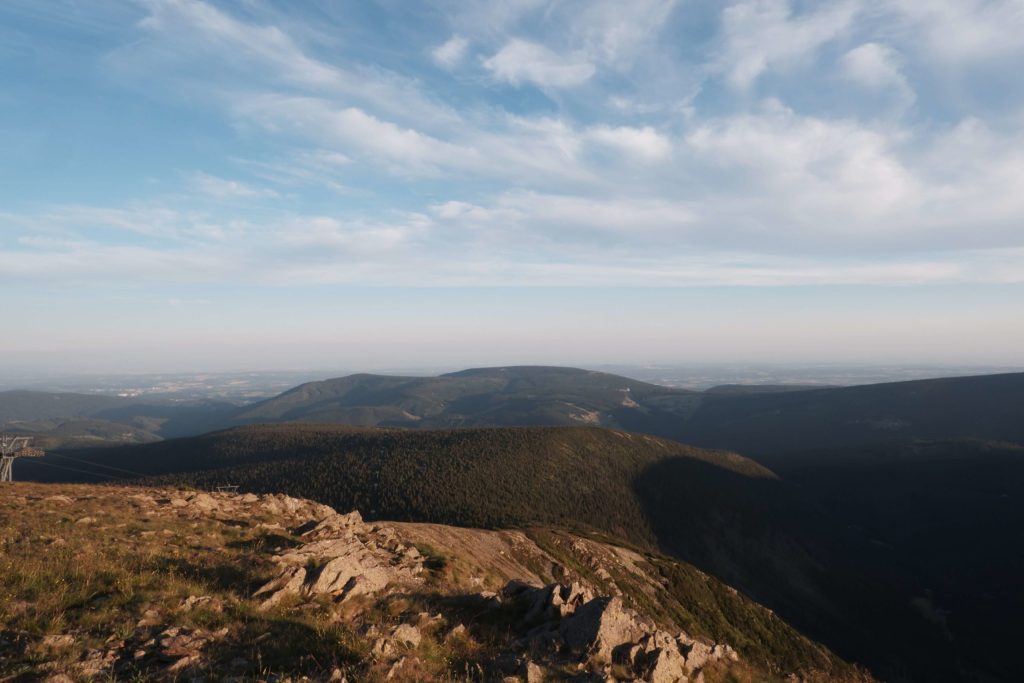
21,424,988,681
0,483,871,682
760,438,1024,681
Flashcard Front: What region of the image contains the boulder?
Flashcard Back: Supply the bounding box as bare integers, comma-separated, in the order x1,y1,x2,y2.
44,495,74,505
392,623,422,648
641,644,688,683
187,493,218,511
677,635,713,673
560,596,649,661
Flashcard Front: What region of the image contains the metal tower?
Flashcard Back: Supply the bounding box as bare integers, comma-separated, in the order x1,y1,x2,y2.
1,435,43,483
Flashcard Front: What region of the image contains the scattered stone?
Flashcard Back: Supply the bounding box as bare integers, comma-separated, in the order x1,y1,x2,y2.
74,516,96,525
179,594,224,613
8,599,31,615
44,495,74,505
372,637,393,657
187,492,219,511
33,634,74,653
387,656,420,679
446,623,468,641
523,660,546,683
76,648,118,677
391,623,422,648
522,582,593,621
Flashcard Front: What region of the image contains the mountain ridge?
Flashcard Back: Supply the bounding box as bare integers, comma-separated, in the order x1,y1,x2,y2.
20,423,993,681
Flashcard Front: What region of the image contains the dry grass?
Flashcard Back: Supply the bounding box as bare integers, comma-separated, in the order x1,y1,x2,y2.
0,484,378,681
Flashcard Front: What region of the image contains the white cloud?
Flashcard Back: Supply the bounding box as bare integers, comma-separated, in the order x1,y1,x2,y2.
430,191,695,242
483,39,595,88
719,0,859,89
571,0,677,67
230,95,475,174
841,42,915,106
432,35,469,68
189,172,278,199
16,0,1024,290
138,0,344,91
274,214,429,255
683,103,1024,252
587,125,673,161
7,201,1024,287
885,0,1024,63
685,103,919,228
117,0,461,130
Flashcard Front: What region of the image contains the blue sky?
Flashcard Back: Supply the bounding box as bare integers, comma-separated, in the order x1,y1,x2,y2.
1,0,1023,372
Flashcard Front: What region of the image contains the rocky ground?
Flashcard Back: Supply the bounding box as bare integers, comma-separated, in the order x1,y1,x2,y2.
0,483,871,682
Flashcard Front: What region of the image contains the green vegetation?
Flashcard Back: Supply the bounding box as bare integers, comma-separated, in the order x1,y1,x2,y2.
70,425,768,541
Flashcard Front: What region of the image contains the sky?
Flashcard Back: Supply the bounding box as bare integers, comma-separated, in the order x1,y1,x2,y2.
1,0,1023,373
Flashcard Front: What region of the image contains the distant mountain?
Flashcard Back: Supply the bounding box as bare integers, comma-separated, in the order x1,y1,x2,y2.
0,390,127,422
230,366,703,432
22,423,994,681
0,390,239,448
6,367,1024,457
226,367,1024,456
681,372,1024,454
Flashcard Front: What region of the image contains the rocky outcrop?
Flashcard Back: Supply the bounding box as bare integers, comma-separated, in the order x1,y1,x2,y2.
502,582,739,682
253,509,424,607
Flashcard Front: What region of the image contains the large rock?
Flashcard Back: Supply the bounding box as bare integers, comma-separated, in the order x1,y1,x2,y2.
525,582,593,621
644,647,688,683
634,631,689,683
560,596,650,661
